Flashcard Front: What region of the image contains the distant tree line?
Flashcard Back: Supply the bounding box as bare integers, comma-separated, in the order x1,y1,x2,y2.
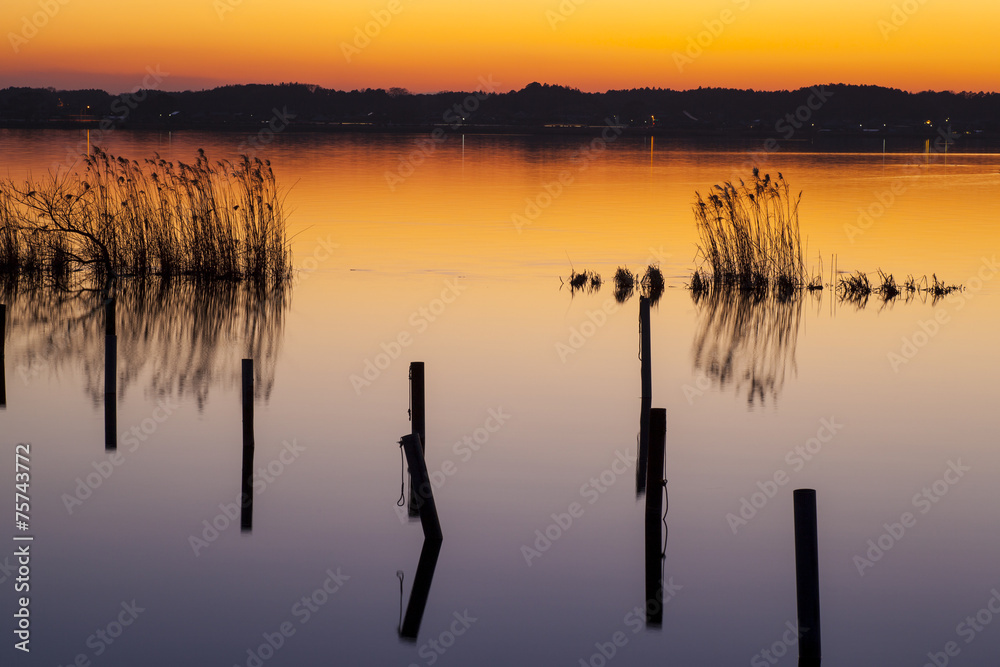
1,82,998,138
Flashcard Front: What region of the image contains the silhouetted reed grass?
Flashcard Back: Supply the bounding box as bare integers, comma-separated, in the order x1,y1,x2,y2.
613,266,636,303
0,147,290,282
641,265,664,304
839,270,962,306
691,169,804,293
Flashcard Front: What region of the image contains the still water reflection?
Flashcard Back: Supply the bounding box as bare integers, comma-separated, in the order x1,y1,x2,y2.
0,130,998,666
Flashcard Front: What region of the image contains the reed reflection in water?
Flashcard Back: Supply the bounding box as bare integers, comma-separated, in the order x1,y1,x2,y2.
690,288,803,407
0,276,289,409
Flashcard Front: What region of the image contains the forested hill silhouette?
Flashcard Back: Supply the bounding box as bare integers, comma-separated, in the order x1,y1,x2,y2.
2,82,999,140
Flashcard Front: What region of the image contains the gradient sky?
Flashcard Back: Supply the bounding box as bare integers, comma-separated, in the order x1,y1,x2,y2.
1,0,997,94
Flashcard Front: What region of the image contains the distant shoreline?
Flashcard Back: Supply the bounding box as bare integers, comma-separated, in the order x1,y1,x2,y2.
3,122,1000,152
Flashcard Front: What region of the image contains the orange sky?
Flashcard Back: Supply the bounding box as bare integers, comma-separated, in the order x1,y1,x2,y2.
1,0,997,93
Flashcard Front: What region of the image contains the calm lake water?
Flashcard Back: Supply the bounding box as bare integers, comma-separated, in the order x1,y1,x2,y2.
2,129,1000,666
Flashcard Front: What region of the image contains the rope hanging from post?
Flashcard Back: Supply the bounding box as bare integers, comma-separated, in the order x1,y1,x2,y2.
396,441,407,507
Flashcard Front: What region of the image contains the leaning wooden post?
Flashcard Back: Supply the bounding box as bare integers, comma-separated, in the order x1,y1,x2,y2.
399,537,443,640
400,434,442,541
408,362,426,517
794,489,821,662
639,296,651,399
241,359,255,531
644,408,666,519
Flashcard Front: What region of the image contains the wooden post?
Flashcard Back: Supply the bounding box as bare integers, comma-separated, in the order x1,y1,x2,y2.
105,298,116,398
0,304,6,408
794,489,821,662
644,512,663,627
240,433,254,532
399,537,443,640
105,298,116,337
104,396,116,449
644,408,666,519
104,299,117,447
639,296,651,400
241,359,255,531
636,396,651,496
643,407,667,627
400,434,442,541
408,362,426,517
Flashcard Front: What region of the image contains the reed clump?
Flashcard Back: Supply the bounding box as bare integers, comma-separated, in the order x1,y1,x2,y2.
0,147,291,282
839,270,963,306
613,266,636,303
567,269,601,293
691,169,805,293
641,264,664,304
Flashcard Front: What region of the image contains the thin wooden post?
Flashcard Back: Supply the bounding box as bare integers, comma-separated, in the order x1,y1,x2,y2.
0,304,6,408
400,434,442,541
794,489,821,662
104,298,116,397
105,298,116,337
636,396,651,496
644,507,663,627
241,359,255,531
639,297,651,399
104,299,117,447
644,408,666,519
399,537,443,640
104,397,116,449
408,362,426,517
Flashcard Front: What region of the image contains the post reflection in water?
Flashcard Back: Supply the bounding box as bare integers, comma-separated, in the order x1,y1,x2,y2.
398,538,443,641
643,408,667,628
0,276,289,410
690,288,803,406
241,359,255,532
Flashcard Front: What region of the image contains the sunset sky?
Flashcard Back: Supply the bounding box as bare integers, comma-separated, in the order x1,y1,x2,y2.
2,0,997,94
